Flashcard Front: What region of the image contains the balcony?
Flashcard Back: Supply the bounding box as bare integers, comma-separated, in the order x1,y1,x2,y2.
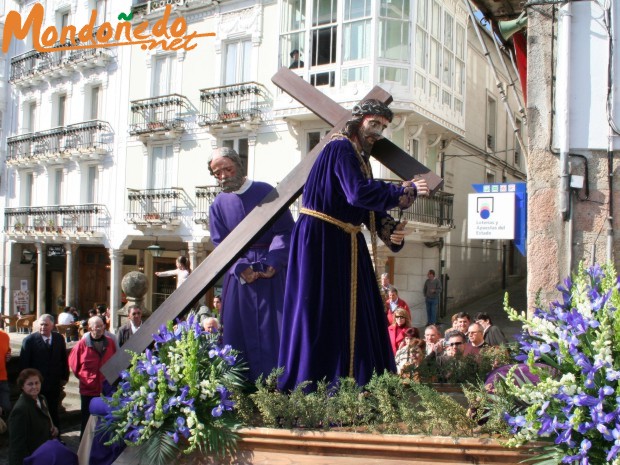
199,82,269,131
6,120,113,168
131,0,220,19
4,204,110,238
380,179,455,234
193,186,220,228
194,185,302,228
126,188,191,228
9,44,113,88
129,95,190,142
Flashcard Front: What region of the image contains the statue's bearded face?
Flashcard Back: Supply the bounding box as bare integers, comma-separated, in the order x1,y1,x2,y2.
210,156,245,192
356,115,389,154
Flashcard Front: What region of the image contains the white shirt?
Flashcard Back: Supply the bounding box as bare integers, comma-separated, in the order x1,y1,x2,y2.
57,312,74,325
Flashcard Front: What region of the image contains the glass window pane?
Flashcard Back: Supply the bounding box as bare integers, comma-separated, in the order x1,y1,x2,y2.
379,66,409,86
281,0,306,31
455,59,464,94
429,81,439,101
311,26,337,65
414,73,426,90
417,0,428,28
456,24,465,60
415,27,427,69
455,98,463,114
442,51,453,87
341,66,369,85
379,19,410,61
431,1,441,38
313,0,337,27
281,32,306,68
343,20,370,61
429,39,440,79
442,90,451,107
444,12,453,50
380,0,409,19
345,0,369,20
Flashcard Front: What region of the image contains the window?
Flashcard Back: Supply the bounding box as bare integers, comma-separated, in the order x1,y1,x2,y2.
96,0,107,26
89,85,101,120
379,0,410,62
307,129,329,153
56,94,67,127
152,54,174,97
341,0,370,85
222,138,248,176
310,0,337,86
25,102,36,133
86,166,98,203
486,170,495,184
409,139,419,160
52,169,63,205
280,0,306,69
57,10,69,31
486,96,497,150
224,40,252,85
150,145,174,189
22,173,34,207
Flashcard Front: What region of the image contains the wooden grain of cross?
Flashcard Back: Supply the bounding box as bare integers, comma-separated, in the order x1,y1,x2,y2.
101,68,443,383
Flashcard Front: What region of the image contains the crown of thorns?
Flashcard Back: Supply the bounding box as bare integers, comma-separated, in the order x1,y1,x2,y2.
351,99,393,122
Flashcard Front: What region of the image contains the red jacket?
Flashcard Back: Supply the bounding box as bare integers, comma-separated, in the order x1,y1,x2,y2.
68,334,116,396
385,297,411,325
388,325,408,355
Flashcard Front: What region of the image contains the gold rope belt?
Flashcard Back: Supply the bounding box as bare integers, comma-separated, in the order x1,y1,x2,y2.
300,207,361,378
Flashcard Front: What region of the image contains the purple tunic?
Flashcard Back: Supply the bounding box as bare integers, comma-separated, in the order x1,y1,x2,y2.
278,138,406,391
210,181,294,382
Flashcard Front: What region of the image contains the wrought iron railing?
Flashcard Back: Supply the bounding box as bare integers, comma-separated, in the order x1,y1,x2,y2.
194,186,220,225
199,82,268,126
9,43,113,82
379,179,455,228
6,120,113,164
129,94,191,135
4,204,110,235
132,0,219,16
126,188,190,225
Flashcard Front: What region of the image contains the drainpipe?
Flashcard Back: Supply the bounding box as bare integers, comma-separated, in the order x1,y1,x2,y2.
557,2,573,275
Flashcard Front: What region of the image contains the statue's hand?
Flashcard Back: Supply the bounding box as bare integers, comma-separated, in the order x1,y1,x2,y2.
240,267,259,284
258,266,276,279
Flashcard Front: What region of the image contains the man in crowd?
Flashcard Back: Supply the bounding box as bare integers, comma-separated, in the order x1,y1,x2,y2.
424,324,444,355
454,312,471,336
468,323,488,349
423,269,442,325
69,316,116,436
203,317,220,333
117,305,142,347
20,314,69,431
208,147,295,382
57,306,75,325
385,287,411,325
475,312,508,346
278,99,428,390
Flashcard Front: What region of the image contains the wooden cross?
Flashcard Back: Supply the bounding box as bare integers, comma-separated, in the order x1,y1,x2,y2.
101,68,443,382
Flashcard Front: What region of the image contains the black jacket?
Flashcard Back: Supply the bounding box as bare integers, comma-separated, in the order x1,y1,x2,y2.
20,332,69,394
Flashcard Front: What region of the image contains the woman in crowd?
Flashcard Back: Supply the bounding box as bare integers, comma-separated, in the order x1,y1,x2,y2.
8,368,58,465
396,338,427,379
395,329,422,373
155,256,191,289
388,308,415,355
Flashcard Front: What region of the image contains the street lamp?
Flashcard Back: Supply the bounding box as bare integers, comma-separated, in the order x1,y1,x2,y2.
146,238,165,258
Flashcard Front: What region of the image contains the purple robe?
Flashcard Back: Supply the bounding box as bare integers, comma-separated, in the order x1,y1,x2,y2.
278,138,406,391
210,181,294,382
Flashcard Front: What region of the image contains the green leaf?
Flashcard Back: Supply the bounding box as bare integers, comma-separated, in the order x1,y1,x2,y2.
139,429,180,465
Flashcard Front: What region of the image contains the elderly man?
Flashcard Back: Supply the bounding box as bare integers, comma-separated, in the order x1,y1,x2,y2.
69,316,116,436
20,314,69,431
468,323,488,349
203,317,220,333
117,305,142,347
208,147,295,382
278,99,429,391
424,324,443,355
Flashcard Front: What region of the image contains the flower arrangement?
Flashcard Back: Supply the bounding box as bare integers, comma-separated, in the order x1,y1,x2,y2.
102,316,247,465
502,263,620,465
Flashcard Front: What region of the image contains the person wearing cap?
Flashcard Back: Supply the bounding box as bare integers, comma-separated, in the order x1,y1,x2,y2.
289,49,304,69
208,147,295,383
278,99,429,391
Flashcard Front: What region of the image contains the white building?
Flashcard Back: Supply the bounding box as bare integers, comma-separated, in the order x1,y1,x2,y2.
0,0,525,327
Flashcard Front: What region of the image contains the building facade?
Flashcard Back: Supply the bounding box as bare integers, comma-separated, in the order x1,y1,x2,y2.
0,0,526,327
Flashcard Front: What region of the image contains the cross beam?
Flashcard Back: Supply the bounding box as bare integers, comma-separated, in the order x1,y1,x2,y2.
102,69,443,382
